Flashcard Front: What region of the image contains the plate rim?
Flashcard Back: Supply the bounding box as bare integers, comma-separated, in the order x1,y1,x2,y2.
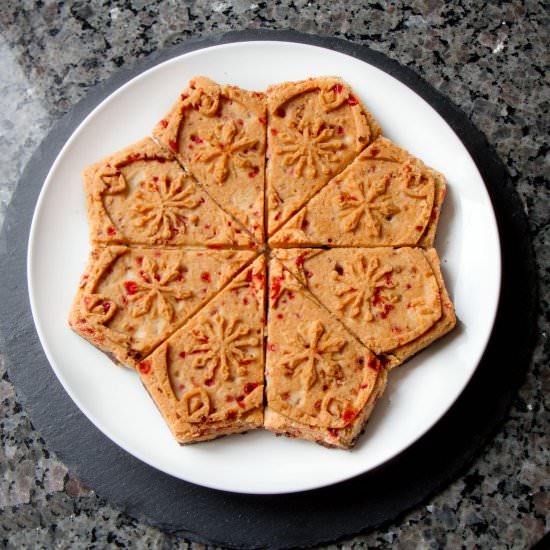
25,37,502,495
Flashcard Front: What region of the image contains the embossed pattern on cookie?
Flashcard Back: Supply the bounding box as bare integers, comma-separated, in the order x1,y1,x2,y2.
382,248,456,366
138,256,265,444
68,247,256,368
269,137,443,247
266,77,381,236
265,259,387,449
71,75,457,450
153,77,266,243
84,137,254,248
273,247,455,364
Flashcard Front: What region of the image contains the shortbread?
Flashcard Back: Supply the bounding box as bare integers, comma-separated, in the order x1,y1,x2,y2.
84,137,254,248
269,137,443,248
69,247,255,367
265,259,387,449
153,77,266,242
70,75,457,450
138,256,265,444
272,247,455,364
266,77,381,235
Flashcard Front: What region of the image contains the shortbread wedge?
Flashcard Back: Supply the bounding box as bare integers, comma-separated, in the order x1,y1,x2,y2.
266,77,381,235
269,137,444,248
138,256,266,444
69,247,256,368
84,137,254,248
272,248,450,358
382,248,456,366
153,77,266,243
265,259,387,449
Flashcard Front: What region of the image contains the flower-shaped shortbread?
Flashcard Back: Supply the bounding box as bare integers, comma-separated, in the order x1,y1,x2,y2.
71,77,455,448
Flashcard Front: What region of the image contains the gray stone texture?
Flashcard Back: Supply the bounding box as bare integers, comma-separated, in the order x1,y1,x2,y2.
0,1,548,548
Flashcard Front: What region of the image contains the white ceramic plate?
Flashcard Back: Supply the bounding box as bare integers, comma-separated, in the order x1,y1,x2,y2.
27,41,501,494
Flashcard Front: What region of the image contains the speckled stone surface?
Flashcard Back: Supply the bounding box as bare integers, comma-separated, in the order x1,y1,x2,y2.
0,1,548,548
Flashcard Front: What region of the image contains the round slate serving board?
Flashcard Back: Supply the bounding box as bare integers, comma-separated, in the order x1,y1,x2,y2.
0,30,537,549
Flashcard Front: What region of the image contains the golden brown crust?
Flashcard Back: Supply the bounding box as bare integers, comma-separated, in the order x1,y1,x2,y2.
153,77,266,243
84,137,254,248
266,77,381,236
138,256,266,444
269,137,440,248
68,247,256,368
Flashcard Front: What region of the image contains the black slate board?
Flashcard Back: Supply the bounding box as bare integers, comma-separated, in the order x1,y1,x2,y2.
0,30,537,549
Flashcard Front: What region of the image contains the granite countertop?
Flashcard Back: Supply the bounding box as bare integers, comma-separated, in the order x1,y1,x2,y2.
0,1,548,548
